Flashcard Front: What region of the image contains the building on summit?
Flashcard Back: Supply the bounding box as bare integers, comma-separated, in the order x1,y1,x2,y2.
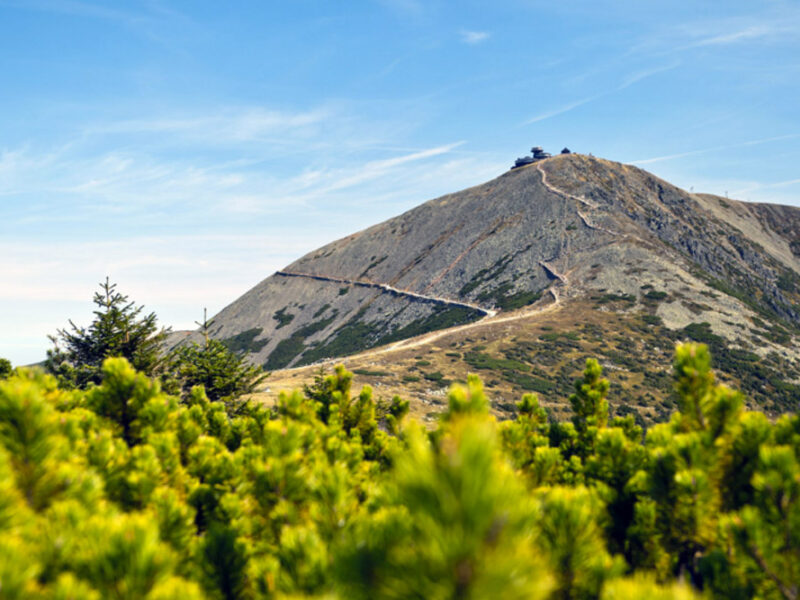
511,146,554,169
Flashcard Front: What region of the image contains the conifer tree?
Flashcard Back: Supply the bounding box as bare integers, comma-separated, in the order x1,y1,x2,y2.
46,278,168,388
570,358,609,440
166,339,267,414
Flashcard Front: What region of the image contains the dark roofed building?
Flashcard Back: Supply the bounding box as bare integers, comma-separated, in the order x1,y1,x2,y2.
510,145,554,169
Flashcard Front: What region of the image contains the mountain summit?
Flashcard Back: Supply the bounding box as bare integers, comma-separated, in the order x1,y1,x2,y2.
173,153,800,417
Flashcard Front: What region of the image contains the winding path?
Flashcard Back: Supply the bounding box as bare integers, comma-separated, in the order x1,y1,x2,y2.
274,284,564,372
352,292,562,360
276,270,498,317
270,163,637,371
272,264,566,372
538,161,647,246
537,162,599,209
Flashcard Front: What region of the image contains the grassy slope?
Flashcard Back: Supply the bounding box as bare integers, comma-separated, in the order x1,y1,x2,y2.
254,296,800,428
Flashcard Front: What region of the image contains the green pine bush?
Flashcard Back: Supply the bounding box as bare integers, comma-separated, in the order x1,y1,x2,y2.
0,342,796,599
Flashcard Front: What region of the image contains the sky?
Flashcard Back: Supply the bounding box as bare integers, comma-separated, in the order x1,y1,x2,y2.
2,0,800,365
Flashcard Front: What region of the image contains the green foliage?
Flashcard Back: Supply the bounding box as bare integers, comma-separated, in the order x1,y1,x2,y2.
335,418,554,600
0,344,797,599
167,339,267,412
642,314,663,326
273,308,295,329
264,336,307,370
464,350,529,371
377,305,484,345
351,368,390,377
569,358,610,455
682,322,799,411
422,370,447,385
592,292,636,305
458,255,513,297
46,278,169,388
266,314,341,369
644,290,669,301
297,306,483,368
0,358,12,379
476,281,543,310
776,270,798,293
296,314,382,366
602,575,699,599
221,328,269,355
532,486,624,598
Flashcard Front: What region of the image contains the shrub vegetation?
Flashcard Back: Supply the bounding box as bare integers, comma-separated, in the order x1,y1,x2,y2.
6,280,795,598
0,341,796,599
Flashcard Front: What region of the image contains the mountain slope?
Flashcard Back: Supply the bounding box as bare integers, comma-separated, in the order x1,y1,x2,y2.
172,153,800,413
256,297,799,427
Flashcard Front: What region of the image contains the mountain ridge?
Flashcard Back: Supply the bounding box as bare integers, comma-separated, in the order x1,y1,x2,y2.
169,153,800,417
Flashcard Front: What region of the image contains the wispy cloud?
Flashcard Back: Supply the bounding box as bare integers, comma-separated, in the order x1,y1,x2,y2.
632,6,800,57
0,114,474,224
0,233,313,363
0,0,150,24
460,30,490,45
523,62,678,125
311,142,465,194
0,100,502,365
630,134,800,166
0,100,508,254
0,0,196,46
685,25,774,48
618,62,680,89
524,96,600,125
731,177,800,198
91,107,331,144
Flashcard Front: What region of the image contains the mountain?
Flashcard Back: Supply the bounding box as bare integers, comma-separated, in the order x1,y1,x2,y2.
172,153,800,423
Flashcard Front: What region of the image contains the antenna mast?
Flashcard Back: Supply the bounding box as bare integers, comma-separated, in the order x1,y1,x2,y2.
195,308,212,349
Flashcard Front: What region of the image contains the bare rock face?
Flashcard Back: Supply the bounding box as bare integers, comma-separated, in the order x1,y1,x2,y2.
177,154,800,370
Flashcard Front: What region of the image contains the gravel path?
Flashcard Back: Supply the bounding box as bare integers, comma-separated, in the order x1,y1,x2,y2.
276,270,497,317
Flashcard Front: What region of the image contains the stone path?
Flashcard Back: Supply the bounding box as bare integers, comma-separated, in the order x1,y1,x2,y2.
276,270,497,317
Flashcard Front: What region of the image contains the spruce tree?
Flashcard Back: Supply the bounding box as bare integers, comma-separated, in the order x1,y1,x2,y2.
46,278,168,388
166,338,267,413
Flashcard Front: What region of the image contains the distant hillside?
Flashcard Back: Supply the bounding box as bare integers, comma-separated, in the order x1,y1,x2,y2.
171,153,800,418
257,297,799,429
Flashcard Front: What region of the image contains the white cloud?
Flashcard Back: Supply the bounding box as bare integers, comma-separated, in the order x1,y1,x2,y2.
317,142,465,193
731,177,800,198
460,30,490,45
0,101,507,364
523,62,678,125
0,105,474,220
0,232,309,363
91,107,331,144
632,7,800,57
618,62,680,89
686,25,773,48
630,134,800,165
523,96,601,125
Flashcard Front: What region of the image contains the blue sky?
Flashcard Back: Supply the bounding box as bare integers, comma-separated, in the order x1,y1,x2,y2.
2,0,799,364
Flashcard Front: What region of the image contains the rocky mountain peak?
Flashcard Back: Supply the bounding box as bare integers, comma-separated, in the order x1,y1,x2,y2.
171,153,800,378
